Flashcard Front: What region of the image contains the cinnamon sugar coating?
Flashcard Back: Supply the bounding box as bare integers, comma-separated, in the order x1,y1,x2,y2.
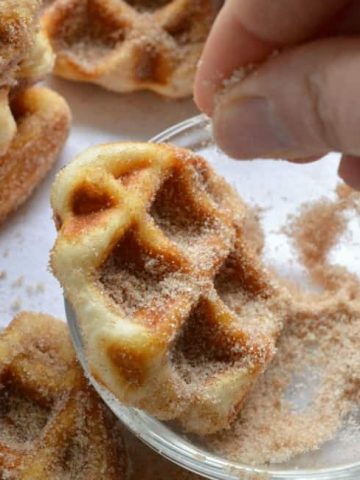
50,142,287,435
0,0,70,225
0,312,127,479
42,0,220,98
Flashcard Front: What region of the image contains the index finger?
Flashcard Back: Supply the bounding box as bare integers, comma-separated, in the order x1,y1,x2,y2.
195,0,348,113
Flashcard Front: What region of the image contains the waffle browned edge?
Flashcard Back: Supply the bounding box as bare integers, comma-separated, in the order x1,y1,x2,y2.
0,87,71,225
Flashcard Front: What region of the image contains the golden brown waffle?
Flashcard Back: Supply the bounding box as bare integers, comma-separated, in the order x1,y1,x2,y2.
51,142,287,435
0,87,71,225
0,1,42,86
42,0,219,98
0,312,128,479
0,0,70,225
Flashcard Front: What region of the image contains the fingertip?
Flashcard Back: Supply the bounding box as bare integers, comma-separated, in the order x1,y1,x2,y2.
338,155,360,190
194,0,274,115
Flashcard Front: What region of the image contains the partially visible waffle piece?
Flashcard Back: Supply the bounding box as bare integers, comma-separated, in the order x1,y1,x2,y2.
42,0,219,98
0,0,54,85
0,0,37,155
0,0,70,225
0,0,41,87
0,87,71,224
0,0,54,155
51,142,287,435
0,312,128,480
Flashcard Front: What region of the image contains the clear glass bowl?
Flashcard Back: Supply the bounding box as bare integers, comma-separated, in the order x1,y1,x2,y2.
66,114,360,480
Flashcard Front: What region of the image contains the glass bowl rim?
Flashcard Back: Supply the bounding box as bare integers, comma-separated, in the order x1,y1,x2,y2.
66,114,360,480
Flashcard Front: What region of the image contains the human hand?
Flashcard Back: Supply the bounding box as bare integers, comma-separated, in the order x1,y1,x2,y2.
194,0,360,189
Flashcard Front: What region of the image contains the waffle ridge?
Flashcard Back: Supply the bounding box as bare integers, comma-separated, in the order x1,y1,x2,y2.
42,0,219,97
51,142,286,435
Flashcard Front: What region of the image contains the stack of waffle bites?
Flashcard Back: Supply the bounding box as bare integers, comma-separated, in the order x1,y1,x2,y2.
0,0,71,224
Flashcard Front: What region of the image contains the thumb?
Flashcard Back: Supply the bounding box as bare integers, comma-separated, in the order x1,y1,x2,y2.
212,37,360,183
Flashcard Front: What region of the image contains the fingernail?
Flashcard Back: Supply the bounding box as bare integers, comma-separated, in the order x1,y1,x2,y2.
213,96,294,159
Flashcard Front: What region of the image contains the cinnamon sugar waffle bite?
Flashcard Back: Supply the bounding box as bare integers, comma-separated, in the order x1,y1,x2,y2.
41,0,219,98
0,0,70,224
51,142,286,435
0,312,127,479
0,0,54,155
0,87,71,224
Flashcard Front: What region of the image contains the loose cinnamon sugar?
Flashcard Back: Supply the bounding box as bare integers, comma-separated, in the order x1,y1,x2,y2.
206,184,360,466
242,207,265,257
207,295,360,465
286,183,360,294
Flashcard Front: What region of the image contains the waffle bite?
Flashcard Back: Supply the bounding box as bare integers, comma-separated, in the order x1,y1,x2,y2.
51,142,286,435
0,312,127,479
0,0,71,224
41,0,220,98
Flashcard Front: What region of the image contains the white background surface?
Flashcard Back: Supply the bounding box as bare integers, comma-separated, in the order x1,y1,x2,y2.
0,77,198,328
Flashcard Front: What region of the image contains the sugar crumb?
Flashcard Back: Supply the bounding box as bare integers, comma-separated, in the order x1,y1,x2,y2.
11,298,22,312
11,276,24,288
36,282,45,293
